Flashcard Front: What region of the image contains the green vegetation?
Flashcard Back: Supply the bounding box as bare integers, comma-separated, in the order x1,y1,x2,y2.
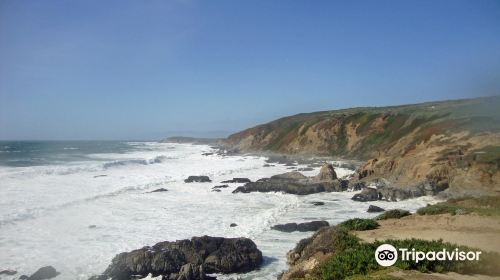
338,218,379,231
416,203,467,216
469,145,500,165
312,237,500,280
375,209,411,220
417,196,500,217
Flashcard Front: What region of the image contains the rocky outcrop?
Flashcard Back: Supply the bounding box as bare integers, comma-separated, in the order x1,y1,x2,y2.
271,221,329,232
27,266,59,280
233,180,345,195
350,180,450,202
281,226,350,280
233,166,347,195
351,188,380,202
184,176,212,183
313,164,337,182
89,236,262,280
223,97,500,198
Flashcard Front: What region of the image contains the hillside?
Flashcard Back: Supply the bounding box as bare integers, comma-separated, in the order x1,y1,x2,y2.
223,97,500,197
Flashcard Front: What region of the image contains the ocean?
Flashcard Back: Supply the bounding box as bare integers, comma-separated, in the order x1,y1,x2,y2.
0,141,439,279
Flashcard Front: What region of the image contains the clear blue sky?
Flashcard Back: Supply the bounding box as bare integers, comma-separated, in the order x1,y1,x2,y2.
1,0,499,140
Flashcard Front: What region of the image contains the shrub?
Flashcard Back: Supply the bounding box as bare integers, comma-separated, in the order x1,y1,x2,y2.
338,218,379,231
313,237,500,280
416,203,466,216
376,209,411,220
418,197,500,216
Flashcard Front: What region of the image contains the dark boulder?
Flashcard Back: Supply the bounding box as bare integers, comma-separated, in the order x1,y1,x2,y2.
271,223,297,232
184,176,212,183
221,178,251,184
212,185,229,189
271,221,329,232
149,188,169,193
339,179,349,189
89,236,262,280
351,188,380,202
367,205,385,213
28,266,59,280
230,223,238,227
311,201,325,206
297,221,330,232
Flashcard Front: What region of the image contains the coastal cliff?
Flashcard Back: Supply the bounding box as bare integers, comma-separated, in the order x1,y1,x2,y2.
223,97,500,197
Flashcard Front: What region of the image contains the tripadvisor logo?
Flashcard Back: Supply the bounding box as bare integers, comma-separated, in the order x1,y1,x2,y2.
375,244,482,267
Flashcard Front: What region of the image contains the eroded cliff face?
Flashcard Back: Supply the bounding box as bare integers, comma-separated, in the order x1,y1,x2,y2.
224,97,500,196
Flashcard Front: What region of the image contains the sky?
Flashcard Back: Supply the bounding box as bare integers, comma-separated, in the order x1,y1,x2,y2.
1,0,500,140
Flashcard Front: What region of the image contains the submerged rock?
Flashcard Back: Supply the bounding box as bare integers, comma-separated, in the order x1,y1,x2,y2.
28,266,59,280
149,188,169,193
213,185,229,189
184,176,212,183
89,236,262,280
311,201,325,206
0,269,17,276
271,221,329,233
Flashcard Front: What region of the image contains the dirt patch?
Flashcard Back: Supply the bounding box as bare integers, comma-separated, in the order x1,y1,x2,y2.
354,214,500,253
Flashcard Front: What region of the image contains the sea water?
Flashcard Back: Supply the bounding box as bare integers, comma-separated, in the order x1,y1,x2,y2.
0,141,439,279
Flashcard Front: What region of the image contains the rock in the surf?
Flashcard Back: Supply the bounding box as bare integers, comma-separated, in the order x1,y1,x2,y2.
27,266,59,280
184,176,212,183
89,236,262,280
271,221,329,232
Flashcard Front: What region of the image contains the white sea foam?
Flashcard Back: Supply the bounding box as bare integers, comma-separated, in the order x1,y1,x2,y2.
0,143,441,280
